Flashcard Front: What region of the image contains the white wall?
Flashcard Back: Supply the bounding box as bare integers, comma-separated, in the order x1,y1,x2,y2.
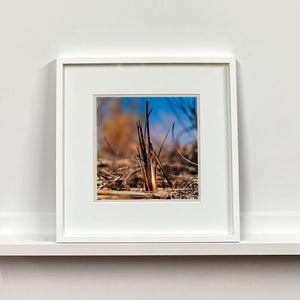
1,0,300,215
0,0,299,298
1,256,300,300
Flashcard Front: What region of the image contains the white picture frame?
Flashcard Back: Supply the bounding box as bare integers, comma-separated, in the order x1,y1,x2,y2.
56,57,240,243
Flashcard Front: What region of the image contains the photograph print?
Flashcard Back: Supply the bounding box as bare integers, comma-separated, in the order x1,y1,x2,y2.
96,96,199,200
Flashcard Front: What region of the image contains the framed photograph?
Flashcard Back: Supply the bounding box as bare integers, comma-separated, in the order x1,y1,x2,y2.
56,57,239,243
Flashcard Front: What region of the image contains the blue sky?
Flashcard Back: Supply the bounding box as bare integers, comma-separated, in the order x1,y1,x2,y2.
97,96,198,146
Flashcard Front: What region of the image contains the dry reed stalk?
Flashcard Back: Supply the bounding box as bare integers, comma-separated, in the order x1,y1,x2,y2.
136,100,173,192
172,123,198,167
97,189,169,200
136,100,157,191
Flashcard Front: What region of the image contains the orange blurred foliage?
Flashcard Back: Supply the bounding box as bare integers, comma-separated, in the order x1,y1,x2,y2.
98,100,138,156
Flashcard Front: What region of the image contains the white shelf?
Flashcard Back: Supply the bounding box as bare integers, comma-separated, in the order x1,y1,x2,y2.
0,212,300,255
0,234,300,256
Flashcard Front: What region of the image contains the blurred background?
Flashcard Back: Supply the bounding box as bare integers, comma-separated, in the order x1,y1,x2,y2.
97,96,198,158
